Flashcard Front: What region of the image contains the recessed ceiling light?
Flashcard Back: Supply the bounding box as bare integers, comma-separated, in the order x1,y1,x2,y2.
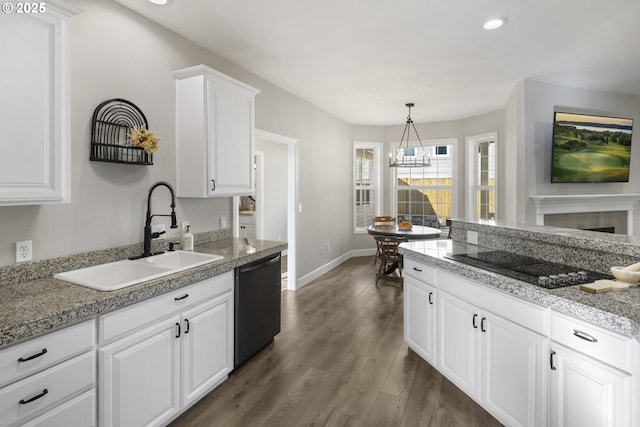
483,18,507,30
148,0,170,5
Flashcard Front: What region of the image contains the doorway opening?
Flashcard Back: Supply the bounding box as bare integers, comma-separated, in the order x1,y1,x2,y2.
233,129,299,290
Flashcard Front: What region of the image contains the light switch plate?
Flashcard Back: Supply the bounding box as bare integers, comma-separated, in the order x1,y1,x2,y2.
467,230,479,245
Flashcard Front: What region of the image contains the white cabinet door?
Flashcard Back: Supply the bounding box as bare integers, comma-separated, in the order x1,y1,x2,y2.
181,291,233,409
550,343,631,427
0,4,79,205
482,313,547,427
404,276,437,364
438,290,480,399
99,317,181,427
174,65,259,198
208,81,255,196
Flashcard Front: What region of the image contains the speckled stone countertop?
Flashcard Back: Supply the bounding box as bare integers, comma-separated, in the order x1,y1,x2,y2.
399,239,640,341
0,237,286,349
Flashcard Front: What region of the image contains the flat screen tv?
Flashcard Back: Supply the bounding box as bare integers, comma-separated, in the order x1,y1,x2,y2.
551,112,633,183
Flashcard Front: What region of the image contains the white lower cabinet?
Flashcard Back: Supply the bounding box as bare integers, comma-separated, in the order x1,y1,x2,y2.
481,309,547,427
99,317,181,426
0,319,96,427
181,294,234,408
549,311,634,427
438,289,546,427
404,276,437,364
549,343,630,427
98,272,234,427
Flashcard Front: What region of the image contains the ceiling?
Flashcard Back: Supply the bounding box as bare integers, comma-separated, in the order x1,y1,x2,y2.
115,0,640,126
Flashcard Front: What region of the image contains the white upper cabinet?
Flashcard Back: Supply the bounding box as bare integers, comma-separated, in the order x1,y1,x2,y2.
0,1,80,205
173,65,260,197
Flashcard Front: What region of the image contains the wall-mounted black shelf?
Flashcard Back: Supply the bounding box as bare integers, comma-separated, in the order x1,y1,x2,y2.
90,99,153,165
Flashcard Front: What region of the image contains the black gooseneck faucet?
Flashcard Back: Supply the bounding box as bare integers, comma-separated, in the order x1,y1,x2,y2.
131,181,178,259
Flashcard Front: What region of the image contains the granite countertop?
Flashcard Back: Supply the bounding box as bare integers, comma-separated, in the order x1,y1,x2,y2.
400,239,640,341
0,237,286,349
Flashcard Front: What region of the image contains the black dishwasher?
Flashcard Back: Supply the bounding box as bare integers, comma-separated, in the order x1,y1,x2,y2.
234,252,282,369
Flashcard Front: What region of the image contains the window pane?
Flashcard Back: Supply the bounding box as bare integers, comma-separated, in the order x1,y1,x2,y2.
394,144,453,228
354,144,381,233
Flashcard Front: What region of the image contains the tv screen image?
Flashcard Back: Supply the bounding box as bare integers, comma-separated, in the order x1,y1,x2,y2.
551,112,633,183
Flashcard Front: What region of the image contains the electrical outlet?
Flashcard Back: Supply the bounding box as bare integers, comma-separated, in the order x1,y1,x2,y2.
467,230,479,245
16,240,32,263
319,245,324,255
151,224,166,238
220,216,228,228
181,221,190,234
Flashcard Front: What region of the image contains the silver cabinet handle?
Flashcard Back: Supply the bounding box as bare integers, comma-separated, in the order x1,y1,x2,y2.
573,329,598,343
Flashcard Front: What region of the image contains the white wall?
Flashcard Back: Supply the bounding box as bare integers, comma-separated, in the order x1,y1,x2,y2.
255,139,288,242
522,81,640,227
0,0,354,282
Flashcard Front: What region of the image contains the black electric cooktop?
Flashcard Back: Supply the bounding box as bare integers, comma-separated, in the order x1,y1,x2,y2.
444,250,611,289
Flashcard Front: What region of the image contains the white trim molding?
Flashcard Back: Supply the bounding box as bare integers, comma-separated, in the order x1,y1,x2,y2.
529,194,640,235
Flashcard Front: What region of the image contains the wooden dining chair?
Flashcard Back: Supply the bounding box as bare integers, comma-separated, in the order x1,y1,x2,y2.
374,235,406,286
372,216,396,265
372,216,395,227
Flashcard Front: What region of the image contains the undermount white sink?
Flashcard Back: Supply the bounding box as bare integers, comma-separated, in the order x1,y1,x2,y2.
54,250,223,292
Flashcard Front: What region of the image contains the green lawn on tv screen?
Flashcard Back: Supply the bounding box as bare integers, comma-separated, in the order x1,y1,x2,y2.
552,135,630,182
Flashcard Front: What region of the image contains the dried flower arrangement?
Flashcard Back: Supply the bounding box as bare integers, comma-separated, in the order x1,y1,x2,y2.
129,126,159,154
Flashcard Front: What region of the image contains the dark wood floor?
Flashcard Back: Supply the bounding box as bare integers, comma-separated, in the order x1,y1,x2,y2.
170,256,502,427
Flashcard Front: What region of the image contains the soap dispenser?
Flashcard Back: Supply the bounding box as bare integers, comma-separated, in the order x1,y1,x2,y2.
181,225,194,251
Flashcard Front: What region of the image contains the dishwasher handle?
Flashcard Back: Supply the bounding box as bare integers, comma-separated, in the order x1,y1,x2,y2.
239,253,281,274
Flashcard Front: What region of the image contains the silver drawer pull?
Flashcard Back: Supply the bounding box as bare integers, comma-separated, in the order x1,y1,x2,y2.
573,329,598,343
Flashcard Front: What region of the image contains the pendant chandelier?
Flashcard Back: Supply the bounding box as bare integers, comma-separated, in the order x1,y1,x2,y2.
388,103,431,168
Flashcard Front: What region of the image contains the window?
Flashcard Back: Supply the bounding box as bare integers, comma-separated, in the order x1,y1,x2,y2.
353,142,382,233
391,139,456,229
466,132,497,220
433,145,449,157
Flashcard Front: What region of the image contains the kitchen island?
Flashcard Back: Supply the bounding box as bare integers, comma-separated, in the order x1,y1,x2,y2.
400,219,640,427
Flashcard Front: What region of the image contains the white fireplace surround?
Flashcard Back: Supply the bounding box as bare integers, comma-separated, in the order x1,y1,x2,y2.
529,194,640,236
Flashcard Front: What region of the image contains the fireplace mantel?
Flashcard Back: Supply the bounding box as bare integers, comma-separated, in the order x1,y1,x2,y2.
529,194,640,235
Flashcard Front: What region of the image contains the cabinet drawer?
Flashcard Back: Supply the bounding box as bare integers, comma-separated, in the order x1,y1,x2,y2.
0,351,95,426
22,389,95,427
438,270,549,335
404,258,435,284
551,311,633,372
99,271,233,344
0,320,95,388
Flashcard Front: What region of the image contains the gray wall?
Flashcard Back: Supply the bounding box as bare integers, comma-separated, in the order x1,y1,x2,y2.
255,139,288,242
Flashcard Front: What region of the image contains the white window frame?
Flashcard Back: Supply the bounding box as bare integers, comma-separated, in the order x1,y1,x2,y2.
353,141,383,234
389,137,459,225
466,131,498,220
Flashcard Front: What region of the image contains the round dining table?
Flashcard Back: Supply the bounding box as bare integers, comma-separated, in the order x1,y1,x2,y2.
367,224,442,240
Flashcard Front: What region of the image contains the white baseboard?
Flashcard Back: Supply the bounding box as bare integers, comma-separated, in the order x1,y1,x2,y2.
296,248,376,289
